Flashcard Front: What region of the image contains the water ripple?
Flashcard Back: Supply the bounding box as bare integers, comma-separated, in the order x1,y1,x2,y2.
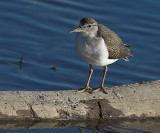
0,0,159,90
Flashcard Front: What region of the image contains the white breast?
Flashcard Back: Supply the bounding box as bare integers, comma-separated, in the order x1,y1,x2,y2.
75,33,118,66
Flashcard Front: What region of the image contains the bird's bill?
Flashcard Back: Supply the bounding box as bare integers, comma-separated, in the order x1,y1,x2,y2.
69,26,83,33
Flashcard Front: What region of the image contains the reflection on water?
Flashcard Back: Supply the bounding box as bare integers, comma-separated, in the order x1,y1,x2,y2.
19,55,24,71
0,119,159,133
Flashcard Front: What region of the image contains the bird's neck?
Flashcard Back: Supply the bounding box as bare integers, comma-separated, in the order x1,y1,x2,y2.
82,31,97,38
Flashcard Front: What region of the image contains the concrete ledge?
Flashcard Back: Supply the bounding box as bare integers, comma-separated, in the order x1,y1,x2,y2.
0,80,160,120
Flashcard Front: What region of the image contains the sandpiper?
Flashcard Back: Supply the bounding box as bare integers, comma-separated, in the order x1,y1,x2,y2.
69,17,133,93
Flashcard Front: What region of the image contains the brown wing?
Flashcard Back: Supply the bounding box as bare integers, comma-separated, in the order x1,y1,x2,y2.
97,24,133,59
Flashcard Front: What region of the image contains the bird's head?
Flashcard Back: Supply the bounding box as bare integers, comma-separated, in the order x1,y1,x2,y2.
69,17,98,36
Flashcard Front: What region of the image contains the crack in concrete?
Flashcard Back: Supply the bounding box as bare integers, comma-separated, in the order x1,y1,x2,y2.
28,105,36,119
97,101,103,119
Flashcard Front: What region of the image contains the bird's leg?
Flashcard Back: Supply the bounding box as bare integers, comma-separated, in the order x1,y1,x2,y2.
78,64,93,93
93,66,108,94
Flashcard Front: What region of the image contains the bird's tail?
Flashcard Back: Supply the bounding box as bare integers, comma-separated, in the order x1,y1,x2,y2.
123,49,134,61
128,49,134,57
124,44,134,57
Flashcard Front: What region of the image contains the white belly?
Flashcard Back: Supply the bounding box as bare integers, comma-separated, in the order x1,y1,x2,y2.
75,33,118,66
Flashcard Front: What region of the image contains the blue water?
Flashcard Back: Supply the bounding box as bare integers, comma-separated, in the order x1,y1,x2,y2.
0,0,160,91
0,0,160,132
0,128,152,133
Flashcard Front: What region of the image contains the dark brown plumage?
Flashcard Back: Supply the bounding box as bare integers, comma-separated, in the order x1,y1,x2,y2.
97,24,133,59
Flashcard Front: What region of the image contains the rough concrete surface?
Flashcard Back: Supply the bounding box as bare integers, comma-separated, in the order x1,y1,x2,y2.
0,80,160,120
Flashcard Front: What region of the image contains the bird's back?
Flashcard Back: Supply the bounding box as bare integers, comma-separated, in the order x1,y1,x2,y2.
97,24,133,59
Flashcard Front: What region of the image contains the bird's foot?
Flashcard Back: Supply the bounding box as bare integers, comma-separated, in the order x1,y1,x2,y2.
93,86,108,94
78,86,92,94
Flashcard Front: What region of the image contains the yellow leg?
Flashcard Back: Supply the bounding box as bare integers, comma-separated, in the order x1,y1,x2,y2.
78,64,93,93
93,66,108,94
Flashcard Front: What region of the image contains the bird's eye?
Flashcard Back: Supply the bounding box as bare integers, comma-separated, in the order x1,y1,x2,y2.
88,25,92,28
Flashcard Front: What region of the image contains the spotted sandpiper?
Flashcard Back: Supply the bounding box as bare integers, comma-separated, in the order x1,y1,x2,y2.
69,17,133,94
